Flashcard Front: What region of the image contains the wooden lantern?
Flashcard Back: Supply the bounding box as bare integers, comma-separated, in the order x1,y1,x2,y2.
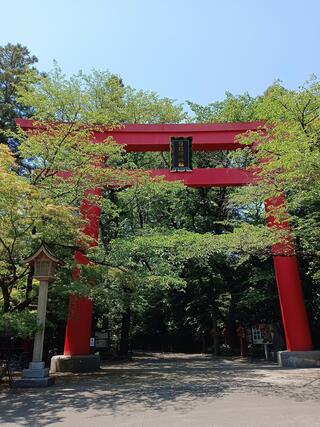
23,244,61,282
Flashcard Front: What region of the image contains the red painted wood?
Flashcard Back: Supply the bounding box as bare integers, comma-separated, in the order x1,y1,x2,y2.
16,118,264,133
16,118,265,152
265,195,312,351
63,185,101,355
63,295,93,356
150,168,253,187
265,195,294,256
273,256,312,351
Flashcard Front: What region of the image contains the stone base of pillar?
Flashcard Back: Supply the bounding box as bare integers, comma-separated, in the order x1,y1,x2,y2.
13,362,55,388
50,354,100,373
278,350,320,368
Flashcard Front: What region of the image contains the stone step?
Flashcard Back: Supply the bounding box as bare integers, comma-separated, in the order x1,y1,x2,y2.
22,367,49,378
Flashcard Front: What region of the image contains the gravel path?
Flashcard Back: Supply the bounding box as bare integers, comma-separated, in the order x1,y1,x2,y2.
1,353,320,426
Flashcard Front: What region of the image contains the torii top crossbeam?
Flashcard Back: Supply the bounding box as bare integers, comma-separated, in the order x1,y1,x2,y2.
17,119,264,151
16,119,264,188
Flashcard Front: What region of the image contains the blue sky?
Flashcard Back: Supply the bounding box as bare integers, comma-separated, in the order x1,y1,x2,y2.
2,0,319,106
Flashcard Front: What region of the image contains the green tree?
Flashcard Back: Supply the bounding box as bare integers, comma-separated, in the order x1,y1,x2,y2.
0,65,129,338
235,76,320,344
0,43,38,145
0,144,80,338
0,63,189,344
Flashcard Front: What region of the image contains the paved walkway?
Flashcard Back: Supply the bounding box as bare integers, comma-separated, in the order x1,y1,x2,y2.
1,353,320,426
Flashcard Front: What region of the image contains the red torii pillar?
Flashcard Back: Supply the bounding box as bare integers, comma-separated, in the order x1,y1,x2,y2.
266,195,312,352
63,189,101,357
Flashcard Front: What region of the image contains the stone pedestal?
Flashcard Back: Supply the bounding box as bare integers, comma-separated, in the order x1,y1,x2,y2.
50,354,100,373
13,362,55,388
278,350,320,368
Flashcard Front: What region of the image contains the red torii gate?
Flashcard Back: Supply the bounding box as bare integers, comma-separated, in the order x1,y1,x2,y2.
17,119,313,360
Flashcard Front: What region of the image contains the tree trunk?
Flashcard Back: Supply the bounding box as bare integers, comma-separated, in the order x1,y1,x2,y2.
119,308,131,357
1,283,11,312
211,308,220,356
25,266,34,300
227,294,238,351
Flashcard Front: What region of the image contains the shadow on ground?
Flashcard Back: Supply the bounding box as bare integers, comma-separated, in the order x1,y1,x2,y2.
1,353,320,426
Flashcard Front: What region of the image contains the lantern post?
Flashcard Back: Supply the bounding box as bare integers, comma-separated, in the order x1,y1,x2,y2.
14,244,61,388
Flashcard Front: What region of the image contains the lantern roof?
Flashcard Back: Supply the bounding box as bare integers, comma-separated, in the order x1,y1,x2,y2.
23,244,61,265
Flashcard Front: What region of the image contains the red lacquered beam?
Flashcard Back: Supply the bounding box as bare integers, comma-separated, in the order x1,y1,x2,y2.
150,168,254,187
16,119,265,152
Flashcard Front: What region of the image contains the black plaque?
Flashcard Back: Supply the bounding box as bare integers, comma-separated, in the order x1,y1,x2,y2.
170,137,192,171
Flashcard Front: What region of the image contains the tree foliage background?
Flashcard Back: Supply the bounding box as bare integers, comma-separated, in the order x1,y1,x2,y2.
1,42,319,357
